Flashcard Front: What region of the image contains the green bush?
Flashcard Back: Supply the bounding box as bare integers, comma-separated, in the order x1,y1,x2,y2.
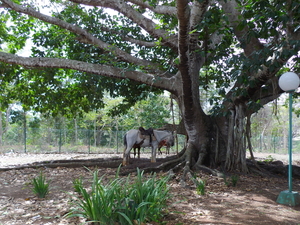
263,155,275,163
231,175,239,187
72,177,84,193
223,174,239,187
67,167,170,224
195,179,206,195
32,171,50,198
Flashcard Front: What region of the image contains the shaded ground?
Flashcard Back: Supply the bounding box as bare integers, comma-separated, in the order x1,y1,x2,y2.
0,153,300,224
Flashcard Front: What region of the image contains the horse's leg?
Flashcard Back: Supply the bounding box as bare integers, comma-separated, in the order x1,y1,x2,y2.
122,148,127,165
138,146,141,159
166,146,169,154
151,145,157,163
133,147,136,158
123,147,132,166
158,146,162,155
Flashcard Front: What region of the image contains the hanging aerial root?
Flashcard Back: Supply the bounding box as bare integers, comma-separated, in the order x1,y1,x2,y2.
246,115,261,171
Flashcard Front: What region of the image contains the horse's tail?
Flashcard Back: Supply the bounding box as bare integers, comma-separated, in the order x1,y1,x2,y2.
123,133,127,147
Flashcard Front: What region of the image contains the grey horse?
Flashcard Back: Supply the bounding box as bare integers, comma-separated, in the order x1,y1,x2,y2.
122,128,174,165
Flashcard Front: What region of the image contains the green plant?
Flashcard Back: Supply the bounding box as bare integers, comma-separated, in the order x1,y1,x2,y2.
231,175,239,187
223,174,239,187
32,171,50,198
263,155,275,163
67,167,170,224
192,174,206,195
195,178,206,195
223,175,229,187
72,177,84,193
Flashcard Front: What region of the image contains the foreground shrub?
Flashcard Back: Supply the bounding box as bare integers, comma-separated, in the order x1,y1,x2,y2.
32,171,50,198
67,167,170,225
195,178,206,195
72,177,84,193
231,175,239,187
223,174,239,187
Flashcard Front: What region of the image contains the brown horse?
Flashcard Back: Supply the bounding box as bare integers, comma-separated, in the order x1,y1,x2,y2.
132,139,170,158
158,139,171,155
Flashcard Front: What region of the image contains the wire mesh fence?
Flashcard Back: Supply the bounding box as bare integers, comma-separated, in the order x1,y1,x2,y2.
1,127,300,155
0,128,187,154
251,135,300,154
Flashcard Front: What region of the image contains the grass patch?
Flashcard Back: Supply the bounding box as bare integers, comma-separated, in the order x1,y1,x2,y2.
32,171,50,198
223,174,239,187
263,155,275,163
195,179,206,195
72,177,84,193
231,175,239,187
67,166,170,224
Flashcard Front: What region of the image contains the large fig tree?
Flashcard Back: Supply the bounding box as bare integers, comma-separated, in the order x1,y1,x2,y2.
0,0,299,172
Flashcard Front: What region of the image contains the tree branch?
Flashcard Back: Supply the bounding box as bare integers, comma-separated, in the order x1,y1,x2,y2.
286,0,300,40
188,0,210,75
99,25,157,48
1,0,168,75
127,0,177,16
69,0,178,51
220,0,264,57
189,0,210,29
218,0,300,111
0,52,180,93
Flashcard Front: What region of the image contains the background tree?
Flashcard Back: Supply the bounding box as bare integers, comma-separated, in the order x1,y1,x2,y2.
251,98,300,153
118,94,172,130
0,104,12,145
0,0,299,174
0,94,173,150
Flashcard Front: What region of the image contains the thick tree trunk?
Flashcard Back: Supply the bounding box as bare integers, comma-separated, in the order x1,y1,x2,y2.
178,100,212,170
178,100,249,173
175,0,247,173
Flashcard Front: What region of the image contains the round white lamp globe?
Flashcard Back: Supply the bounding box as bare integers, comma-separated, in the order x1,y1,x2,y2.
278,72,300,92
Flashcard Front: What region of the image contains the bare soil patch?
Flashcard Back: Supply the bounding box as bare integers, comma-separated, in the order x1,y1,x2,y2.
0,152,300,225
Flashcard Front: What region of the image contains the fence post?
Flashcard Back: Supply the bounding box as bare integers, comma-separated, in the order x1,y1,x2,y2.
88,129,91,154
58,128,62,153
259,135,262,152
24,112,27,153
273,136,276,153
116,130,119,154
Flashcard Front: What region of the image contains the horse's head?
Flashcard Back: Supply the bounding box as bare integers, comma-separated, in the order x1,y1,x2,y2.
167,132,175,146
157,130,174,146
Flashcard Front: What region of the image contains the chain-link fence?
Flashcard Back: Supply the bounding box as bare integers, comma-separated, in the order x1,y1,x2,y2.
0,128,187,154
2,126,300,154
251,135,300,154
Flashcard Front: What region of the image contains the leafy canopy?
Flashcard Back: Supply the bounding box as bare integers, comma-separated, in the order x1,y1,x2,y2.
0,0,299,118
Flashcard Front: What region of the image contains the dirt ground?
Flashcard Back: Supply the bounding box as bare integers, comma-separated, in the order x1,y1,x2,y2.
0,152,300,225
